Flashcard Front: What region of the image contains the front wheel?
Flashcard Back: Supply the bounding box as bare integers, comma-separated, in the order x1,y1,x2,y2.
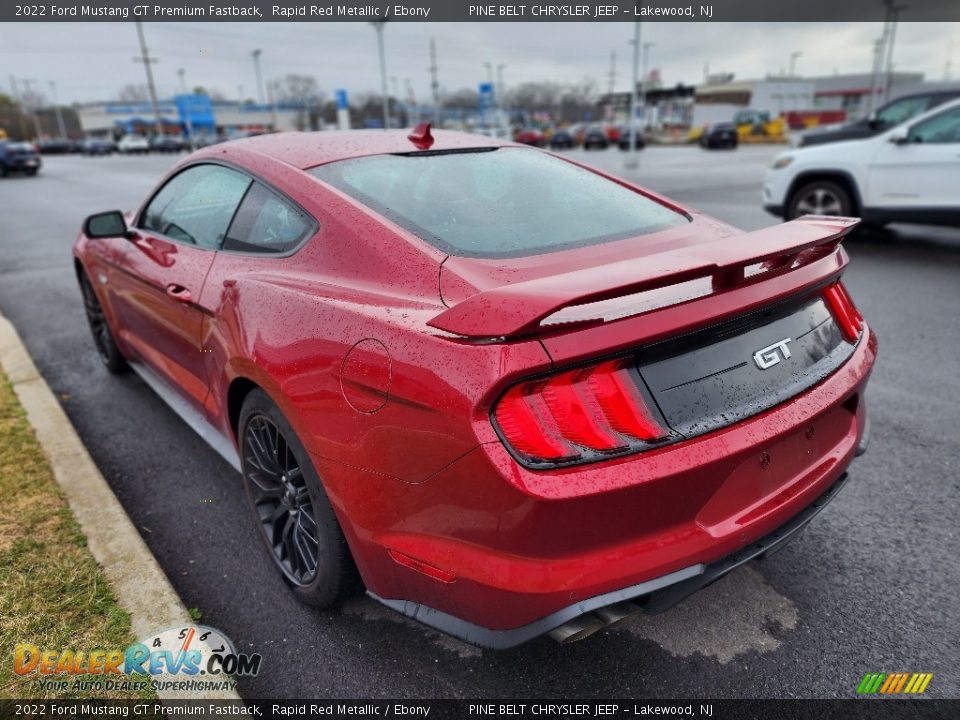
239,389,361,607
79,273,127,373
787,180,852,219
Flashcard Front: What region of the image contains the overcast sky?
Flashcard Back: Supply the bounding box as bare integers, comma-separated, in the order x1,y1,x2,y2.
1,21,957,105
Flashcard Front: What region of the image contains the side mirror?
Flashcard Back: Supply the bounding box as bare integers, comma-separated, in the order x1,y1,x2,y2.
887,132,910,145
84,211,131,239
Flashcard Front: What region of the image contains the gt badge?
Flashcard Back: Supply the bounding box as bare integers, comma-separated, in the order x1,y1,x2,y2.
753,338,792,370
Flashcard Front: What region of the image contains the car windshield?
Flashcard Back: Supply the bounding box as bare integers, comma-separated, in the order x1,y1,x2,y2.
8,143,34,152
875,96,931,125
309,147,689,258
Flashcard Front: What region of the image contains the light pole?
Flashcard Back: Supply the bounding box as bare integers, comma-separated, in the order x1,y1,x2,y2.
9,76,29,139
251,49,265,105
429,37,440,109
177,68,196,149
497,64,506,125
370,21,390,130
626,21,642,170
19,78,44,140
789,50,803,76
640,41,654,130
49,81,67,139
134,22,162,136
883,3,906,98
867,36,885,117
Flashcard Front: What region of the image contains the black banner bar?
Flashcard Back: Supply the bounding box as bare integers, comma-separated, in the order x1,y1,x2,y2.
1,700,957,720
4,0,960,23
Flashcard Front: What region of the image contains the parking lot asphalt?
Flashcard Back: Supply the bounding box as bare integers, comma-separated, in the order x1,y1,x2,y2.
0,145,957,699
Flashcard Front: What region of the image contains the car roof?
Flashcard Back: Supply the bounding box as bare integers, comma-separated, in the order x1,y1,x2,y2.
877,89,960,110
214,129,513,170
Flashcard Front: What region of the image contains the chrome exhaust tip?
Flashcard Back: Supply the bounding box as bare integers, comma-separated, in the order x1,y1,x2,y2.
548,614,606,644
592,601,642,628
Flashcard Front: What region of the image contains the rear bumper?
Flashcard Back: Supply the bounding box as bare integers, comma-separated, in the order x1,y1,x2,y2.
2,157,41,171
372,470,852,648
334,328,876,646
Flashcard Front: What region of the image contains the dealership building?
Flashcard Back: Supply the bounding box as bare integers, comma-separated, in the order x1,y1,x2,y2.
76,94,308,137
692,72,927,122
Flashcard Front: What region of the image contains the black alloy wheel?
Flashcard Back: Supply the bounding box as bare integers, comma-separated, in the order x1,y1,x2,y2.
239,389,360,607
79,273,127,373
243,414,319,586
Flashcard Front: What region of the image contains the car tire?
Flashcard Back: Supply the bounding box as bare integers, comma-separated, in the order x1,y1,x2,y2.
79,272,127,374
787,180,853,219
239,389,362,608
25,168,38,176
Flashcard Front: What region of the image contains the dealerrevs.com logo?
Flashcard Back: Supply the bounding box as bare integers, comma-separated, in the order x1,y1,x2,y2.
13,625,261,693
857,672,934,695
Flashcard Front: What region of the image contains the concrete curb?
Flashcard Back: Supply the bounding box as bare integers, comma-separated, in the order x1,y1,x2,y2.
0,313,241,701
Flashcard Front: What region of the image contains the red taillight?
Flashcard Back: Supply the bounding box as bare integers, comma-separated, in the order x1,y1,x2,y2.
494,384,580,461
541,371,627,451
493,360,667,465
824,281,863,342
585,361,665,441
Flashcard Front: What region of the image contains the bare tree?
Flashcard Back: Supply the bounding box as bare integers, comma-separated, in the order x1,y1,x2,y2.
268,74,326,130
17,87,47,111
441,88,478,111
190,86,227,101
117,84,150,102
502,80,598,124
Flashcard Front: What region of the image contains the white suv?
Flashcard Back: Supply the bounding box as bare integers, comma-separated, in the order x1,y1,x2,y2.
764,98,960,228
117,134,151,154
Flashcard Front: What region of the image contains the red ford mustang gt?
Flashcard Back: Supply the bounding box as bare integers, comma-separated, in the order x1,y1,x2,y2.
74,125,876,648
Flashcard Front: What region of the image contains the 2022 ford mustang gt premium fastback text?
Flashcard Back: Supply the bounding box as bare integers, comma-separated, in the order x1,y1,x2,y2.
74,125,876,648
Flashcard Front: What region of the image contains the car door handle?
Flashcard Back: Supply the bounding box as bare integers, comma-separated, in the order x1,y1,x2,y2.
165,284,193,303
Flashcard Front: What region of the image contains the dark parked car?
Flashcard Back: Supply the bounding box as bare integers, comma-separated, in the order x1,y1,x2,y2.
699,122,739,149
549,130,575,150
38,138,79,154
0,140,42,176
798,90,960,147
582,125,609,150
618,127,647,151
150,135,186,153
80,138,116,156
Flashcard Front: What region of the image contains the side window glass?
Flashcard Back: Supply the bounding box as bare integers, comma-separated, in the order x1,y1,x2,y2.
876,97,929,125
906,106,960,144
223,183,312,254
140,165,251,250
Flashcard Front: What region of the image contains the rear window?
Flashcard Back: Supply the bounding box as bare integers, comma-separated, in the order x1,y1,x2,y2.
308,147,689,258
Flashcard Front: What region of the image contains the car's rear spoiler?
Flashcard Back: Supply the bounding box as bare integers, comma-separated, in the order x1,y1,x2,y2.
427,215,860,339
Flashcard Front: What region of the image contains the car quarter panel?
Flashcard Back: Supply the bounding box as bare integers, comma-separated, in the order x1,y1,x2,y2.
194,154,552,484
